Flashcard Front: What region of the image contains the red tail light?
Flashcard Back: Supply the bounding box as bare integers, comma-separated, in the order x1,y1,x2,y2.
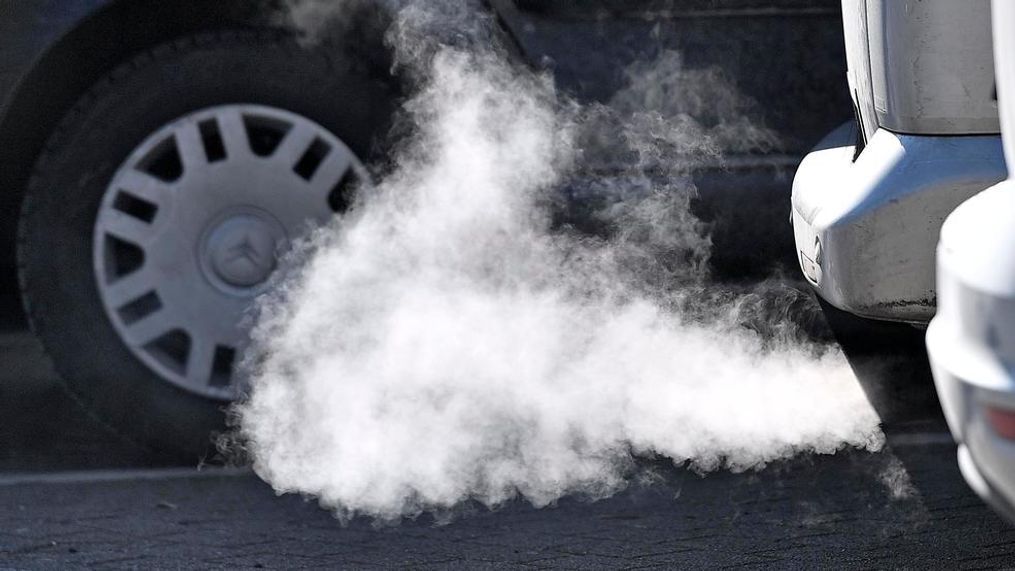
986,406,1015,440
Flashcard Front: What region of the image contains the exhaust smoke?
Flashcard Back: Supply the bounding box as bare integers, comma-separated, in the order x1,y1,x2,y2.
235,1,884,522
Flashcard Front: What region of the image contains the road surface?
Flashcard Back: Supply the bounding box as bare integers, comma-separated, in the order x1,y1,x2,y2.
0,291,1013,569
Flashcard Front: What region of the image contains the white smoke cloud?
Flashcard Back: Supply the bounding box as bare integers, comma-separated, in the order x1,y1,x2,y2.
235,1,884,522
879,455,918,500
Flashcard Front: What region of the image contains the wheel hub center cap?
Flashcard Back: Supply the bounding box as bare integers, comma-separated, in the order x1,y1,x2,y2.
202,212,285,291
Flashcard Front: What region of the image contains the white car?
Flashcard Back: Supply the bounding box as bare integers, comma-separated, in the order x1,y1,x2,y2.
791,0,1009,424
926,0,1015,524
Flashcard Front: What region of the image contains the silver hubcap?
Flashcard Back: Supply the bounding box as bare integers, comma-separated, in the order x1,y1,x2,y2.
93,104,366,400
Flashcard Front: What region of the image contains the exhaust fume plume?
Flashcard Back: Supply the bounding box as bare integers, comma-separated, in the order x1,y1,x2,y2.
235,0,884,522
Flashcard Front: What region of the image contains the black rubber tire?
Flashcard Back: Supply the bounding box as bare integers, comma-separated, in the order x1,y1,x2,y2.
17,31,395,460
816,297,944,428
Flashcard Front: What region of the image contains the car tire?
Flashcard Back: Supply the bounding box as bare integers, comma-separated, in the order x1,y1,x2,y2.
17,31,394,460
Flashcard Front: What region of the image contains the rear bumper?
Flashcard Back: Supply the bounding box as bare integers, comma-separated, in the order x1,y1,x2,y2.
928,339,1015,524
791,125,1004,324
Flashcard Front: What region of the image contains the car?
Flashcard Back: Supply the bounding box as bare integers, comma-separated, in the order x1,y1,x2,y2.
926,0,1015,525
1,0,849,458
790,0,1007,420
791,0,1004,327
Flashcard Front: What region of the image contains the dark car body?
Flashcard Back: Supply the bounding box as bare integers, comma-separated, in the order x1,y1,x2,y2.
0,0,849,277
0,0,855,456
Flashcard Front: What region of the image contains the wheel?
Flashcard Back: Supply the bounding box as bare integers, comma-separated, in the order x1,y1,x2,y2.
816,297,943,428
18,31,394,459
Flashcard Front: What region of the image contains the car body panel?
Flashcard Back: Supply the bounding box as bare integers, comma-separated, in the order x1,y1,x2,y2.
0,0,111,118
0,0,850,277
499,0,848,156
865,0,997,135
840,0,876,143
842,0,998,145
2,0,850,158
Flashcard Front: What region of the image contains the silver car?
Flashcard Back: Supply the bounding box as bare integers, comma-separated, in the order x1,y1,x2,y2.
792,0,1005,325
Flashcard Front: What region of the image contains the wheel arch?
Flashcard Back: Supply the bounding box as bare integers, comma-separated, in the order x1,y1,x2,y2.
0,0,399,272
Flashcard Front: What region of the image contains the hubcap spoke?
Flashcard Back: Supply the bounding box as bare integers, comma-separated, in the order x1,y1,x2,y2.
102,211,156,246
308,149,354,198
274,123,318,167
216,108,252,160
175,122,206,174
185,336,218,387
121,310,176,347
116,170,173,207
102,269,157,309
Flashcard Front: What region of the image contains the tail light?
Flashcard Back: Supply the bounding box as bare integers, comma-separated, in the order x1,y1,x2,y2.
985,406,1015,440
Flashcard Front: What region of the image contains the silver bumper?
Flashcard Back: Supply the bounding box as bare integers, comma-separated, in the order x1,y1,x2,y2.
791,124,1004,323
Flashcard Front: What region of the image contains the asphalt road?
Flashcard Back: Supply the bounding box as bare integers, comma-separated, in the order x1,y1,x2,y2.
1,290,1014,569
